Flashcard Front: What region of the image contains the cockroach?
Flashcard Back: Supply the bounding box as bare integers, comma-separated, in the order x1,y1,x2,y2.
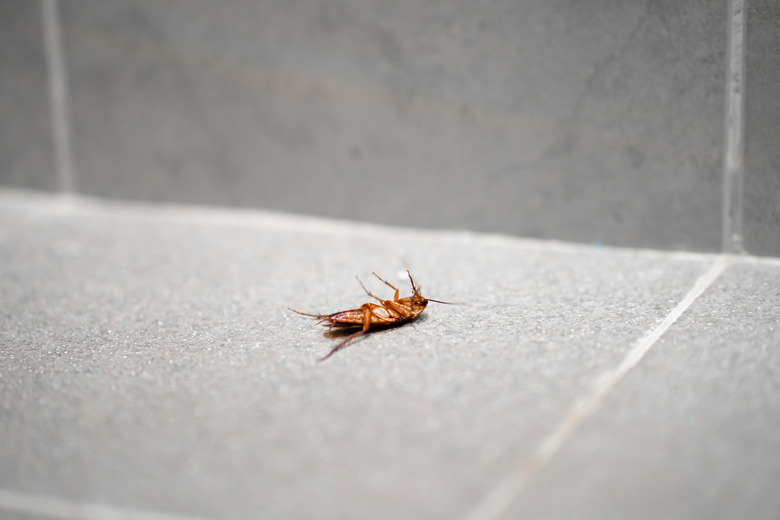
289,270,452,362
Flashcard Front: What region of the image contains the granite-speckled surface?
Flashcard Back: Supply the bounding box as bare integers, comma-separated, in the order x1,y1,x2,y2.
2,189,778,519
509,261,780,520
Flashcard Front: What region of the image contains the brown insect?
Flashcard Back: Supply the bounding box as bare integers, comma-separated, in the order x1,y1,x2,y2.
289,270,452,361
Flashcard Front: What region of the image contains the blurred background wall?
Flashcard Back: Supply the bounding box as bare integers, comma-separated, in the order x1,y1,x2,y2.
1,0,778,255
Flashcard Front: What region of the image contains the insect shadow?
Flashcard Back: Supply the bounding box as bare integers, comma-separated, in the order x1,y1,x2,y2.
289,270,452,361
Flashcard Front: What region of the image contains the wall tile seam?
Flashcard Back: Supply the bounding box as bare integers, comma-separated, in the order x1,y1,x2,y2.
42,0,76,194
723,0,746,254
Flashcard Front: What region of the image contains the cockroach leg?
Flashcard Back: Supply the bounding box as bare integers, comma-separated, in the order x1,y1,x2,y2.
317,305,375,361
318,329,366,362
356,276,384,303
371,272,400,301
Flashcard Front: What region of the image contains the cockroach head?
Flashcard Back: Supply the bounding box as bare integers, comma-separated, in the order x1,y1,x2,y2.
406,270,427,305
412,292,429,307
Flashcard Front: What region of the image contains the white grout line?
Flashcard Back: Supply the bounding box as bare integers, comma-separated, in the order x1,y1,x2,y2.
42,0,77,194
0,488,211,520
722,0,745,253
463,256,732,520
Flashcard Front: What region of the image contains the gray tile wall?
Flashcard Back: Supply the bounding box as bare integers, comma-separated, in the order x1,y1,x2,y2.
1,0,777,255
744,2,780,256
0,0,57,191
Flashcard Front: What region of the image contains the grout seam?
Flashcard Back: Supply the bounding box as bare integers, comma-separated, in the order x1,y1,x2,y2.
0,488,210,520
42,0,76,194
462,256,732,520
723,0,746,253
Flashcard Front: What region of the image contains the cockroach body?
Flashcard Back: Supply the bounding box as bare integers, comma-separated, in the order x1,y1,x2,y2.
289,270,451,361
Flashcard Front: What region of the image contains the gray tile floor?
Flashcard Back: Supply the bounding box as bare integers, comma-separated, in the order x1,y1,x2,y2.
1,189,778,520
